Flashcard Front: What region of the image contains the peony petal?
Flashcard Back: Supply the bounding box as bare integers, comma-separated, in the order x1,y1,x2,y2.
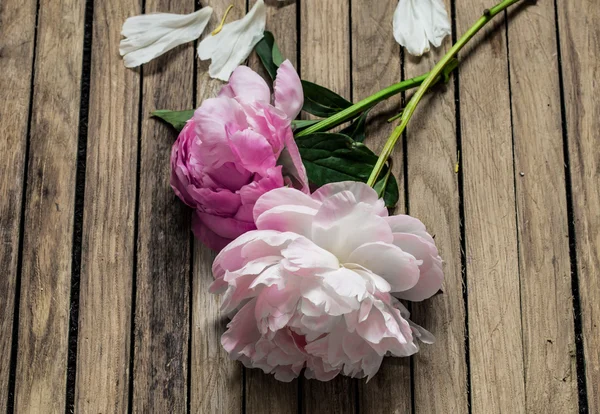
281,237,340,273
253,187,321,223
279,129,310,193
385,214,435,244
393,0,451,56
192,213,233,252
192,96,248,168
120,8,213,68
220,65,270,105
322,268,368,300
392,233,443,301
197,0,266,81
256,205,318,237
195,210,256,242
228,128,277,174
312,181,387,216
348,242,421,293
312,190,393,261
274,60,304,120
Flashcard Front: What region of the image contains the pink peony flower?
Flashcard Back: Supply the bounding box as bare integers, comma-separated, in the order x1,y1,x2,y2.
171,60,309,251
211,181,443,381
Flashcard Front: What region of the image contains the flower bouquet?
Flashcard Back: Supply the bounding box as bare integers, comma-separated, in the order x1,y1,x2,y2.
121,0,525,382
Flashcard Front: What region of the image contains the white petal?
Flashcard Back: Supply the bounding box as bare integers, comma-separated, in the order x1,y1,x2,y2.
393,0,451,56
197,0,267,81
120,8,213,68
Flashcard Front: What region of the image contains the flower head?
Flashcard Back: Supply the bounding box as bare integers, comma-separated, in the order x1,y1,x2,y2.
393,0,451,56
211,182,443,381
171,60,308,251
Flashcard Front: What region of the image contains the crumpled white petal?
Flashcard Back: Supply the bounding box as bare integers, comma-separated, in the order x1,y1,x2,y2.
198,0,267,81
120,8,213,68
393,0,451,56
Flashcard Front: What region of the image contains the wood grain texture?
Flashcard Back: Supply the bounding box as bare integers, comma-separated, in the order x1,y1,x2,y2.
133,0,193,411
246,1,300,412
12,0,86,411
557,1,600,411
350,1,410,412
455,2,526,413
191,2,245,413
507,2,578,412
300,1,355,412
74,0,140,411
403,1,469,412
0,0,37,410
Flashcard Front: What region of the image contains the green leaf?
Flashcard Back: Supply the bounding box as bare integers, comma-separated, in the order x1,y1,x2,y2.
291,119,321,132
339,108,371,142
272,40,284,66
296,133,399,207
255,31,280,80
301,80,353,118
151,109,194,132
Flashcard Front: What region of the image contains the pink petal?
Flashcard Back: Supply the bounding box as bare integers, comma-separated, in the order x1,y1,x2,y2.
228,128,277,174
253,187,319,223
192,213,233,252
255,204,318,237
192,96,248,168
279,129,310,193
312,181,387,216
221,65,271,106
322,268,368,300
385,214,435,244
239,166,285,205
312,190,393,261
392,233,443,301
274,60,304,120
195,210,256,241
348,242,421,293
281,237,339,273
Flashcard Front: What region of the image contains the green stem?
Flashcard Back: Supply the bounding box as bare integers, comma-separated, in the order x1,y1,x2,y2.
296,71,436,138
367,0,523,187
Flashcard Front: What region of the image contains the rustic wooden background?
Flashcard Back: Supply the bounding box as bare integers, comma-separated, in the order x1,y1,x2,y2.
0,0,598,412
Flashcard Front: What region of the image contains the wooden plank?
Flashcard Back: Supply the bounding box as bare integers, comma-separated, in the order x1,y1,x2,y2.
507,2,578,412
190,2,245,413
13,0,86,411
403,0,469,412
246,1,299,412
300,0,355,412
0,0,37,410
455,2,526,413
557,1,600,411
133,0,194,411
350,1,411,413
73,0,140,411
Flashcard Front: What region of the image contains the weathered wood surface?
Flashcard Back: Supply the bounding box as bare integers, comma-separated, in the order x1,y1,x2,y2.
404,0,469,412
507,2,578,412
12,0,86,411
557,1,600,412
455,1,526,413
0,0,37,411
73,0,140,412
2,0,598,413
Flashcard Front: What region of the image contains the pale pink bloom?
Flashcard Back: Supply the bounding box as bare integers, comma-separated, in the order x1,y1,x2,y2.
171,60,308,251
211,182,443,381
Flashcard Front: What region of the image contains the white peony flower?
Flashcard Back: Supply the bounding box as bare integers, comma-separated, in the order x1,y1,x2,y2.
211,182,443,381
120,8,213,68
393,0,451,56
197,0,267,81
